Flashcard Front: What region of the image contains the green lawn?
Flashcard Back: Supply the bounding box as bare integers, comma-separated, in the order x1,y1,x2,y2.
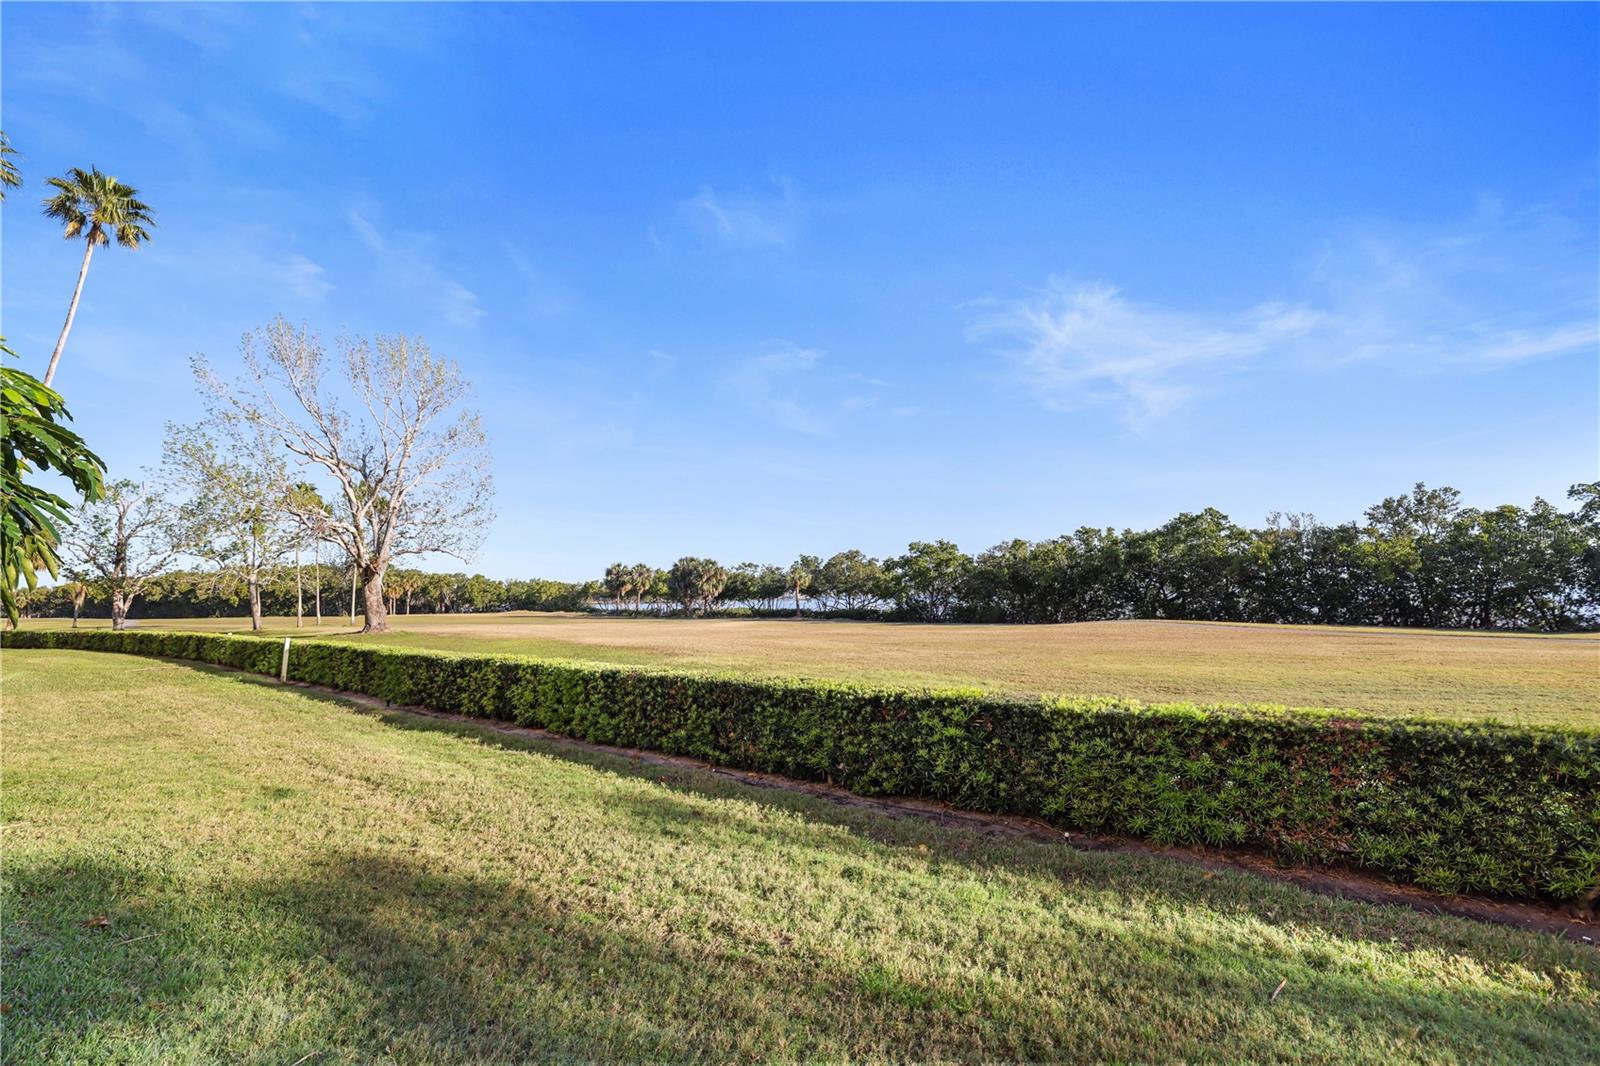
28,612,1600,726
4,650,1597,1063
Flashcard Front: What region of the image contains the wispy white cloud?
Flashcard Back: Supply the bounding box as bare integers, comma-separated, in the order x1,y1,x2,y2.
725,344,876,434
279,71,386,124
972,283,1323,424
277,254,334,300
973,206,1597,425
141,223,332,305
11,5,278,158
679,178,802,248
349,211,484,327
503,245,573,317
121,3,248,52
275,4,448,125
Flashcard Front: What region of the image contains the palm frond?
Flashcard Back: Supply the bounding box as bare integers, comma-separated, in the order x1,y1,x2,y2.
40,166,155,247
0,131,21,200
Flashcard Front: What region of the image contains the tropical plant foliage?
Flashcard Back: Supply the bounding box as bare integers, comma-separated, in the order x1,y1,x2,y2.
0,342,105,622
42,166,155,248
39,165,156,386
0,131,21,200
667,556,728,615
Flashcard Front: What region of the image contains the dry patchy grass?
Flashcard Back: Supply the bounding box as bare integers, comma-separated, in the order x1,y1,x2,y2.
33,613,1600,726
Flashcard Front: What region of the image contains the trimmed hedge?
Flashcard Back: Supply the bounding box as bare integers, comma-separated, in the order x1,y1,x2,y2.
7,628,1598,904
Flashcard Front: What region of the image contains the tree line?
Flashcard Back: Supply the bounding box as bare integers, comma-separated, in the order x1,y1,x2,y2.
598,482,1600,630
24,481,1598,632
21,566,587,624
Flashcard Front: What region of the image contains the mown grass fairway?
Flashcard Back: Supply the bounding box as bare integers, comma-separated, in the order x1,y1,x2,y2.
30,613,1600,726
4,649,1598,1063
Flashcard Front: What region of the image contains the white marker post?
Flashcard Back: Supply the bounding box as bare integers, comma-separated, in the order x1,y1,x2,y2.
280,637,291,683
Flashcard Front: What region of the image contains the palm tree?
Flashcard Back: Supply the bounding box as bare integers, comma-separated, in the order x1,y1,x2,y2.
40,167,156,386
66,581,88,627
629,563,655,612
0,132,21,201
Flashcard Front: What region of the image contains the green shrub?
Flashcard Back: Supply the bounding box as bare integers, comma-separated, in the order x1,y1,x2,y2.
7,628,1597,903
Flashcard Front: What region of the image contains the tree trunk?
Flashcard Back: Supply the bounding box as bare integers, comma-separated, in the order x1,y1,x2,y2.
44,239,95,387
71,599,80,628
406,589,412,614
249,578,263,631
296,544,304,628
110,590,130,631
314,548,322,626
361,568,389,633
795,585,802,617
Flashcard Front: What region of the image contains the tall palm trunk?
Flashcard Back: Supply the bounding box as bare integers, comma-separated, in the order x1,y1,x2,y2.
44,239,95,387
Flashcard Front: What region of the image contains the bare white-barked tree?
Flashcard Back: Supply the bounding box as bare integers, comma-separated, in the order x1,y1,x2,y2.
194,317,494,633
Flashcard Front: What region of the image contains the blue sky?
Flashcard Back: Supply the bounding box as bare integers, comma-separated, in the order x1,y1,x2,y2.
3,2,1596,580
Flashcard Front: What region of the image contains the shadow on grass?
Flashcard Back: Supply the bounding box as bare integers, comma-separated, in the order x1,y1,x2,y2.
11,660,1591,1061
209,666,1598,970
8,832,1598,1065
2,848,1107,1061
206,665,1593,953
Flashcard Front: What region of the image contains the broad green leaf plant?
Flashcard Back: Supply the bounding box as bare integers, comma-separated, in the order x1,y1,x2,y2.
0,340,106,623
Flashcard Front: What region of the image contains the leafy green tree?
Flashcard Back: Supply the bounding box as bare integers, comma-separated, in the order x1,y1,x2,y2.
1568,483,1600,627
966,539,1050,622
1361,483,1463,628
885,540,971,621
628,564,656,612
753,564,788,611
723,562,764,607
786,554,819,616
0,343,106,623
41,167,156,386
1123,509,1249,620
386,568,426,614
65,580,88,627
667,556,727,615
604,562,635,611
461,574,504,612
813,550,887,612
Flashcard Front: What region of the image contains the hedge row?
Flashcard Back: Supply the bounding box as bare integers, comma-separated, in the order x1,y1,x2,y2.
7,628,1598,904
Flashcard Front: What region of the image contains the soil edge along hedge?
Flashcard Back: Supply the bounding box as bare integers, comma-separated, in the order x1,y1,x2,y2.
7,629,1597,905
